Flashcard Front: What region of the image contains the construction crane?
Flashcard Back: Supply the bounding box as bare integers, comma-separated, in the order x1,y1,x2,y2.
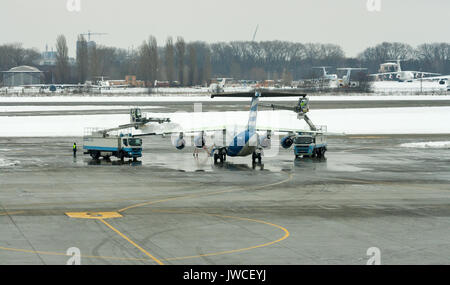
252,24,259,42
79,30,108,41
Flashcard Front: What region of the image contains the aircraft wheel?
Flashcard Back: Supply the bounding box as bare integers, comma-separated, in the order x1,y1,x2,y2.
219,149,226,162
90,151,100,160
214,153,219,164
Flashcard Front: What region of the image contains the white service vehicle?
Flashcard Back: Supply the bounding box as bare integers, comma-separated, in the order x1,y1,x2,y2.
83,131,143,161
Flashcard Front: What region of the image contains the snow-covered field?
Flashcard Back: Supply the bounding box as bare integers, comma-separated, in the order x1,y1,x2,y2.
399,141,450,149
1,107,450,137
1,95,450,104
0,156,20,167
371,81,448,93
0,105,163,112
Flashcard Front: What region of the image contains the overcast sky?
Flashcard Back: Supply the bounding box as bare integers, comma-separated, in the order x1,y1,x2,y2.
2,0,449,57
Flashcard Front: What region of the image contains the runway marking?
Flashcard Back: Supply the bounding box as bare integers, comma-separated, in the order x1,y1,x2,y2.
0,173,293,264
0,211,24,216
118,173,293,213
348,136,389,139
99,219,164,265
0,245,150,262
0,211,289,263
65,212,122,219
148,210,290,262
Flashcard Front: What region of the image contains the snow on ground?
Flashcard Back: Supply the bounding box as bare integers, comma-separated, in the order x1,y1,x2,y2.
1,95,450,104
371,81,447,93
1,107,450,137
308,107,450,134
0,114,129,137
0,105,163,112
399,141,450,149
0,157,20,167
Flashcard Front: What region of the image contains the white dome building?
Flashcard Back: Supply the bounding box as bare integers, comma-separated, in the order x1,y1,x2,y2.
2,65,43,87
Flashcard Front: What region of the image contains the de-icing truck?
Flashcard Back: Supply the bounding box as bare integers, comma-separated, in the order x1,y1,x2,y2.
83,131,143,161
83,108,170,161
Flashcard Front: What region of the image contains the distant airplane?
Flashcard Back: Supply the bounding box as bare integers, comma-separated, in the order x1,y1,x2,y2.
312,66,338,80
336,68,368,87
209,78,227,93
370,60,440,82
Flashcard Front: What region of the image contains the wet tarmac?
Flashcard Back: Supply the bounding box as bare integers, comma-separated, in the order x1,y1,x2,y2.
1,134,449,264
2,98,450,116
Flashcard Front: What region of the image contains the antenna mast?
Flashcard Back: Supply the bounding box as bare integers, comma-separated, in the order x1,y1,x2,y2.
252,24,259,41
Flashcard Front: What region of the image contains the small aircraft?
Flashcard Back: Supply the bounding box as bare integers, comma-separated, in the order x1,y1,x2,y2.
312,66,338,80
369,59,440,82
336,67,368,87
134,90,316,165
209,78,227,93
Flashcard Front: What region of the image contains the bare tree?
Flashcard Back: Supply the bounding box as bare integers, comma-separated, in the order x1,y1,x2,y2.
76,35,88,84
149,36,158,85
188,44,198,86
55,35,70,83
165,37,175,84
175,37,186,85
139,40,151,85
203,48,212,85
138,36,158,86
0,43,39,70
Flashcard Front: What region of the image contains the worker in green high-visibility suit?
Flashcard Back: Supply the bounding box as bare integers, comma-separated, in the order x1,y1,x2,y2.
300,98,308,113
73,142,77,157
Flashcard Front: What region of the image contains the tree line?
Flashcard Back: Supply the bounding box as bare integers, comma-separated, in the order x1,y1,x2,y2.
1,37,449,86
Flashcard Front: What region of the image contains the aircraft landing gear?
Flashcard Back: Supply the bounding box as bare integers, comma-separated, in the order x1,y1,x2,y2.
252,151,262,165
214,148,227,164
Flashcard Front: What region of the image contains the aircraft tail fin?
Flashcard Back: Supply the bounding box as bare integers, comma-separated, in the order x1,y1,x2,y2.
247,94,259,133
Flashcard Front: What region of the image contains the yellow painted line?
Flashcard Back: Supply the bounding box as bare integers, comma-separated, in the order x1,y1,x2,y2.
99,219,164,265
349,136,389,139
65,212,122,219
149,210,290,262
118,173,293,213
0,245,150,262
0,210,290,263
1,172,293,263
0,211,24,216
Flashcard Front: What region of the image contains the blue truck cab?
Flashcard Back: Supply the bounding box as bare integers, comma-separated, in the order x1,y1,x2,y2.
293,131,327,159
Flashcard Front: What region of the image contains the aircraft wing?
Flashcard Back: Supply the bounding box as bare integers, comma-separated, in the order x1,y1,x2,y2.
133,126,227,137
370,71,441,77
410,71,440,76
413,74,450,81
211,90,307,98
369,72,398,77
255,127,345,136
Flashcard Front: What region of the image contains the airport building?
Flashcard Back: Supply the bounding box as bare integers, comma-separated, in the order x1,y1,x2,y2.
2,65,43,87
37,45,57,66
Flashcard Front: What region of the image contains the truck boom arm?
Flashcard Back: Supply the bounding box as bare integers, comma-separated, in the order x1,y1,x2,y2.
260,97,317,131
